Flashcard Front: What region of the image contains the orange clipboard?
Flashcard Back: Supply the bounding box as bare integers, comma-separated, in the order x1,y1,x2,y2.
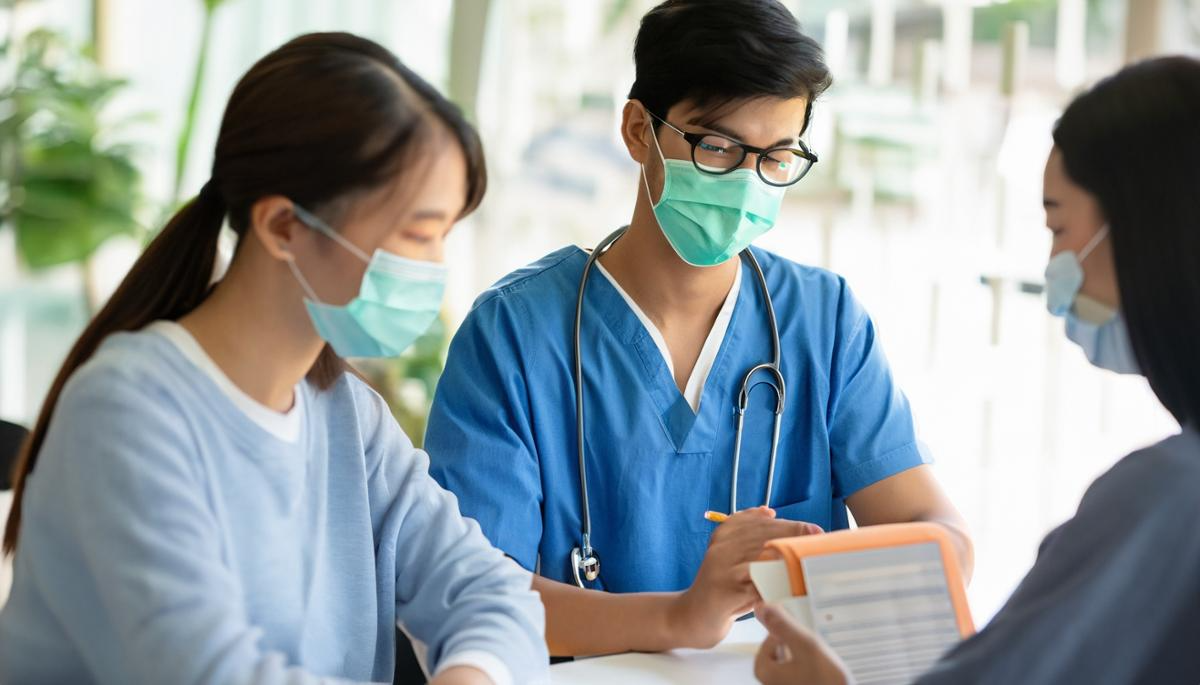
759,522,975,637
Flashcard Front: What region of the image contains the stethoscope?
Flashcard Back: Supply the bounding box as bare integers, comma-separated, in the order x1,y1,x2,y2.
570,226,786,588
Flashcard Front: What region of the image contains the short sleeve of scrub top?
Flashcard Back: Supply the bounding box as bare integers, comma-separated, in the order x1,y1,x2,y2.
426,277,546,572
824,279,932,499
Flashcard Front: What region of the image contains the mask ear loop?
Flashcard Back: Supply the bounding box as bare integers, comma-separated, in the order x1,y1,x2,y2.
1077,225,1110,263
284,253,324,305
640,113,670,208
292,204,372,264
287,202,375,307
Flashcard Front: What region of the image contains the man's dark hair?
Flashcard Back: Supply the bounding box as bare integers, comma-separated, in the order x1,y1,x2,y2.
628,0,832,135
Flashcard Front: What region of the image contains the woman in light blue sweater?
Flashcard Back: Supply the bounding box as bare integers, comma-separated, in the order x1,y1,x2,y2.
0,32,547,685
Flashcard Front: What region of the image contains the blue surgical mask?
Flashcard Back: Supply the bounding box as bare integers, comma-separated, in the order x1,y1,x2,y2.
1044,227,1140,374
1065,298,1140,375
287,204,446,358
1044,227,1108,317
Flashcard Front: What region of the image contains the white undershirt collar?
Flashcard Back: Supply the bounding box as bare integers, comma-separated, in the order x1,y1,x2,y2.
594,260,741,413
146,320,304,443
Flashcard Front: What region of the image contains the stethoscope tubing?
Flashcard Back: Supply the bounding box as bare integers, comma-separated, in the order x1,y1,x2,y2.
571,226,785,588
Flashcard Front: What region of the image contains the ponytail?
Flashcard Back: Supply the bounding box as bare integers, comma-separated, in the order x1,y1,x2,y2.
3,186,226,555
4,31,487,555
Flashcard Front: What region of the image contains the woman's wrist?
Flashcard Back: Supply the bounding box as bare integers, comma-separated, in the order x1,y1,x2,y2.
429,665,492,685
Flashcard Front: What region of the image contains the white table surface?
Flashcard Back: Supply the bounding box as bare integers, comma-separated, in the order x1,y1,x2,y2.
549,618,767,684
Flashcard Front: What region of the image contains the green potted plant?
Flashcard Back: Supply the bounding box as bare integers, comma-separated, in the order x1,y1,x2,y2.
0,28,144,311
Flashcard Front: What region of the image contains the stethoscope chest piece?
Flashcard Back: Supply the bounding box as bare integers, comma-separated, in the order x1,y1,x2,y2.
570,546,601,587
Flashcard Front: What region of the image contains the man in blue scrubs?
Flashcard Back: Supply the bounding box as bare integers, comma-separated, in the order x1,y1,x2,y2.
427,0,972,656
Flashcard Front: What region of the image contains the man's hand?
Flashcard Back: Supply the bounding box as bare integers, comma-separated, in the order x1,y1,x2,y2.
669,507,822,649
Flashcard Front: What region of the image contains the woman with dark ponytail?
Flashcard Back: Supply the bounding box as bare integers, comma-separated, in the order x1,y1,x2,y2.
0,32,548,685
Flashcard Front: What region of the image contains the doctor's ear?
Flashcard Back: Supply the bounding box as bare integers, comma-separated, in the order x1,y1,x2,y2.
250,195,305,263
620,100,655,165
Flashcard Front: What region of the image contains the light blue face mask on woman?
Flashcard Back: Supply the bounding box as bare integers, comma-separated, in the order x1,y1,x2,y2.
286,204,446,358
642,122,786,267
1044,226,1139,374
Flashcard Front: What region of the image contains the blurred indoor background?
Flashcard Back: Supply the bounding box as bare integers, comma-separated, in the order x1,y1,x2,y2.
1,0,1197,626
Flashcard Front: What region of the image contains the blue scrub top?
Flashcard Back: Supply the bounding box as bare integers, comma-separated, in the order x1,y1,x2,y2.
426,245,929,593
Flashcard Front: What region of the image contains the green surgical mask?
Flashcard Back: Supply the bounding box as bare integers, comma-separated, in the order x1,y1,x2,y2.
642,122,786,267
287,203,445,359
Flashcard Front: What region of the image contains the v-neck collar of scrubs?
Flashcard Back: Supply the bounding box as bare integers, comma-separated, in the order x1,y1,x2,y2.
577,247,753,454
594,260,741,414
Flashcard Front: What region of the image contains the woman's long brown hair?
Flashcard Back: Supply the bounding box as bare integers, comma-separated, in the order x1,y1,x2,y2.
3,32,487,555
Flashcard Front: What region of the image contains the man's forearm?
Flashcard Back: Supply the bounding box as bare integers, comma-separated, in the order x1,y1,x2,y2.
533,574,686,656
922,514,975,582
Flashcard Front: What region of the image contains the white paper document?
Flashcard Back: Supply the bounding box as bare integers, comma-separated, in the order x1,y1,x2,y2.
800,542,961,685
749,557,815,630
